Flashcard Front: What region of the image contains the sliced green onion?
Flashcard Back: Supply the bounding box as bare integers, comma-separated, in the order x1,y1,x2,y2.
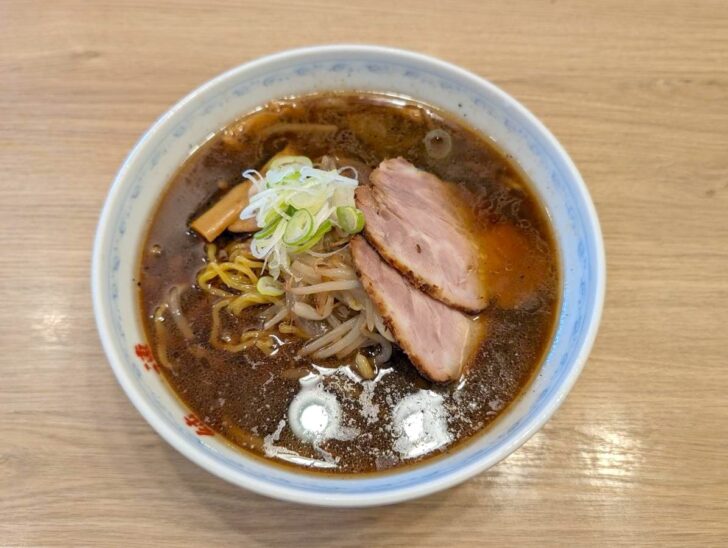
288,190,328,211
290,220,333,254
239,154,363,276
257,276,284,296
336,206,365,234
283,209,314,245
254,217,281,239
259,196,293,227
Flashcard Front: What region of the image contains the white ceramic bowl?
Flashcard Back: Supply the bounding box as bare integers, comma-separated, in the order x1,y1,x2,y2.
92,45,605,507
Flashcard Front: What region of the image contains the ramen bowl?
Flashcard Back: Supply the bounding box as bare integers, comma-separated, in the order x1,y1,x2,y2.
92,45,605,507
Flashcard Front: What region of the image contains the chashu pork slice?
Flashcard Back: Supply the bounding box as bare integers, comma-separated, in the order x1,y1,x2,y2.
356,158,488,314
350,236,485,383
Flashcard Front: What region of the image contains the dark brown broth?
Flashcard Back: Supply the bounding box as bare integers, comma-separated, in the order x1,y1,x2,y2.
138,92,559,474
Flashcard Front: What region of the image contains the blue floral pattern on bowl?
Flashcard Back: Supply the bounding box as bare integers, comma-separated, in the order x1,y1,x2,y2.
92,46,605,507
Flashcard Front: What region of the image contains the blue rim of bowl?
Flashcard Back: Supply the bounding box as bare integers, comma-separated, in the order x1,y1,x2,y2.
92,45,606,507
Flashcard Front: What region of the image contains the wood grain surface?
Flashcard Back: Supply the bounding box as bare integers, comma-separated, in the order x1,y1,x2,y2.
1,0,727,545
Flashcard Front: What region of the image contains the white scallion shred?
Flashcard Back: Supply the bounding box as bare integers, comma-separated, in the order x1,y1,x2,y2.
240,155,365,278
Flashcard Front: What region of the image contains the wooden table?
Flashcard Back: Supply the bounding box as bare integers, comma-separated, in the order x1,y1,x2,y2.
2,1,727,545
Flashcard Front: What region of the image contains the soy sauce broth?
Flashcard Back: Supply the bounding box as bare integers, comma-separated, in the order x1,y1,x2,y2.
138,92,559,474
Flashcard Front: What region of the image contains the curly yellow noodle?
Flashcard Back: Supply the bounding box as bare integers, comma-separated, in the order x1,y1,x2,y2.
278,323,311,340
210,263,244,289
197,267,234,297
197,263,258,295
221,333,259,353
226,242,262,266
152,304,174,370
209,299,231,349
228,293,277,315
218,262,259,283
235,255,263,268
210,300,265,352
205,243,217,262
255,338,274,355
198,236,386,361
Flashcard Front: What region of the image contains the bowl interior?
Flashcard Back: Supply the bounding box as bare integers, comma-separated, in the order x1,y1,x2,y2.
93,46,604,506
